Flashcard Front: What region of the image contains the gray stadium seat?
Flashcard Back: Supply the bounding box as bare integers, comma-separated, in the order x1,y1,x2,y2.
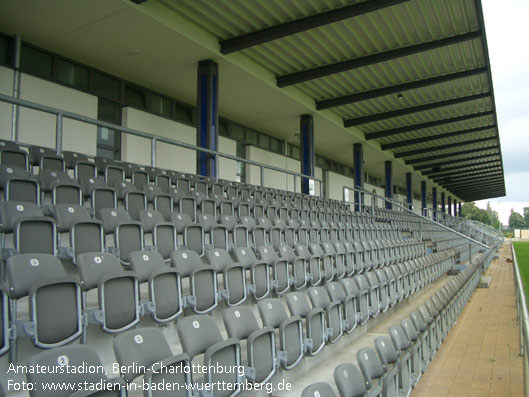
389,325,412,394
357,347,384,397
374,336,399,397
308,286,343,343
171,249,218,314
113,327,191,396
177,315,242,397
205,247,247,306
285,291,325,356
222,306,277,383
5,254,82,361
334,363,368,397
258,298,304,370
301,382,336,397
129,250,183,323
77,253,141,336
27,345,124,397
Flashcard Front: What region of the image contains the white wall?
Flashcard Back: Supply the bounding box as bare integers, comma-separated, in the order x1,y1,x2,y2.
16,73,98,154
326,171,354,201
121,107,197,173
218,136,237,182
245,146,323,195
364,183,384,207
121,108,237,180
0,66,13,141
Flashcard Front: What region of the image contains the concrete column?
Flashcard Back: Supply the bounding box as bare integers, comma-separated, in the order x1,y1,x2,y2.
300,114,314,195
196,60,219,178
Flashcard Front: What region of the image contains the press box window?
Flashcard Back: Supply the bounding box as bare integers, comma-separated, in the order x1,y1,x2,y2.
125,85,147,109
20,45,52,79
246,129,258,146
0,36,8,65
92,72,121,101
97,98,121,160
149,93,172,118
57,58,89,90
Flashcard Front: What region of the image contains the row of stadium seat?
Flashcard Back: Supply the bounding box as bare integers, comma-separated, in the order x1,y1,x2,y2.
300,248,492,397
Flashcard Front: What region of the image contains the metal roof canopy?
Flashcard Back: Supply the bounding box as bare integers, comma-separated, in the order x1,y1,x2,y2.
146,0,505,201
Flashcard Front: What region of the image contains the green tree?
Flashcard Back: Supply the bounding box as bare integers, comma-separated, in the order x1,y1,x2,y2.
524,207,529,228
509,209,526,229
486,202,500,229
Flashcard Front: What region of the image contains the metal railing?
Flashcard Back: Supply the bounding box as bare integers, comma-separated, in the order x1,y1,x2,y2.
342,184,494,249
511,241,529,397
0,93,323,195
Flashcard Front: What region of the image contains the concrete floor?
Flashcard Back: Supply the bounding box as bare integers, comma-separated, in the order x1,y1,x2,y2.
412,243,524,397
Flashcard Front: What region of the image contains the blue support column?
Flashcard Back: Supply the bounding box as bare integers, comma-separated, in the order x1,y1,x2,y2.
196,60,219,178
458,202,462,217
448,196,452,216
421,181,427,216
454,199,458,217
432,187,437,221
300,114,314,195
384,161,393,210
441,192,446,218
406,172,412,210
353,143,364,211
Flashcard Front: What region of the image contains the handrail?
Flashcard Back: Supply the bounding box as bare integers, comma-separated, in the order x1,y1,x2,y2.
0,93,323,194
511,241,529,397
342,184,492,249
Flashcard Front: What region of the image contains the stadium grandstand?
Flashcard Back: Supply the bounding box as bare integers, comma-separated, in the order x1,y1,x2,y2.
0,0,512,396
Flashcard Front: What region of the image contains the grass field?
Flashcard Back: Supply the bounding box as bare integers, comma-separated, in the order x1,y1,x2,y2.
513,241,529,301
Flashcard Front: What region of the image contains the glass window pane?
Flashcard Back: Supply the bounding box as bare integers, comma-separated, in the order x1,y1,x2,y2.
246,129,258,146
219,121,228,137
57,58,89,90
93,72,120,100
98,98,121,124
228,123,244,141
292,146,300,160
97,127,115,145
125,85,146,108
270,138,280,153
259,134,269,149
0,36,8,65
96,147,118,160
20,45,52,79
174,104,192,123
150,93,171,117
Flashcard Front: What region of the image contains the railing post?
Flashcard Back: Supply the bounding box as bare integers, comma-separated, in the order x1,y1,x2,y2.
151,137,156,167
11,34,21,142
260,166,264,187
294,175,297,193
55,114,63,153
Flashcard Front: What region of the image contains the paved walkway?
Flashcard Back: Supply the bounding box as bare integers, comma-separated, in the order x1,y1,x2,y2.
412,243,524,397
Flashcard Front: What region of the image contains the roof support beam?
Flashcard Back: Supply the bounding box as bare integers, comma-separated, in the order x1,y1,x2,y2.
438,172,503,185
345,92,489,127
381,123,494,150
413,153,500,171
431,164,503,180
444,181,504,192
455,189,505,198
278,30,482,87
317,66,487,110
220,0,409,54
455,186,505,194
437,170,503,183
422,160,502,176
441,176,504,188
394,136,497,158
366,110,493,140
405,145,499,165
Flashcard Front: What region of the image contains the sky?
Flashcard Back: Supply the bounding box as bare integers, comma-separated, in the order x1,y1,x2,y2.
474,0,529,225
